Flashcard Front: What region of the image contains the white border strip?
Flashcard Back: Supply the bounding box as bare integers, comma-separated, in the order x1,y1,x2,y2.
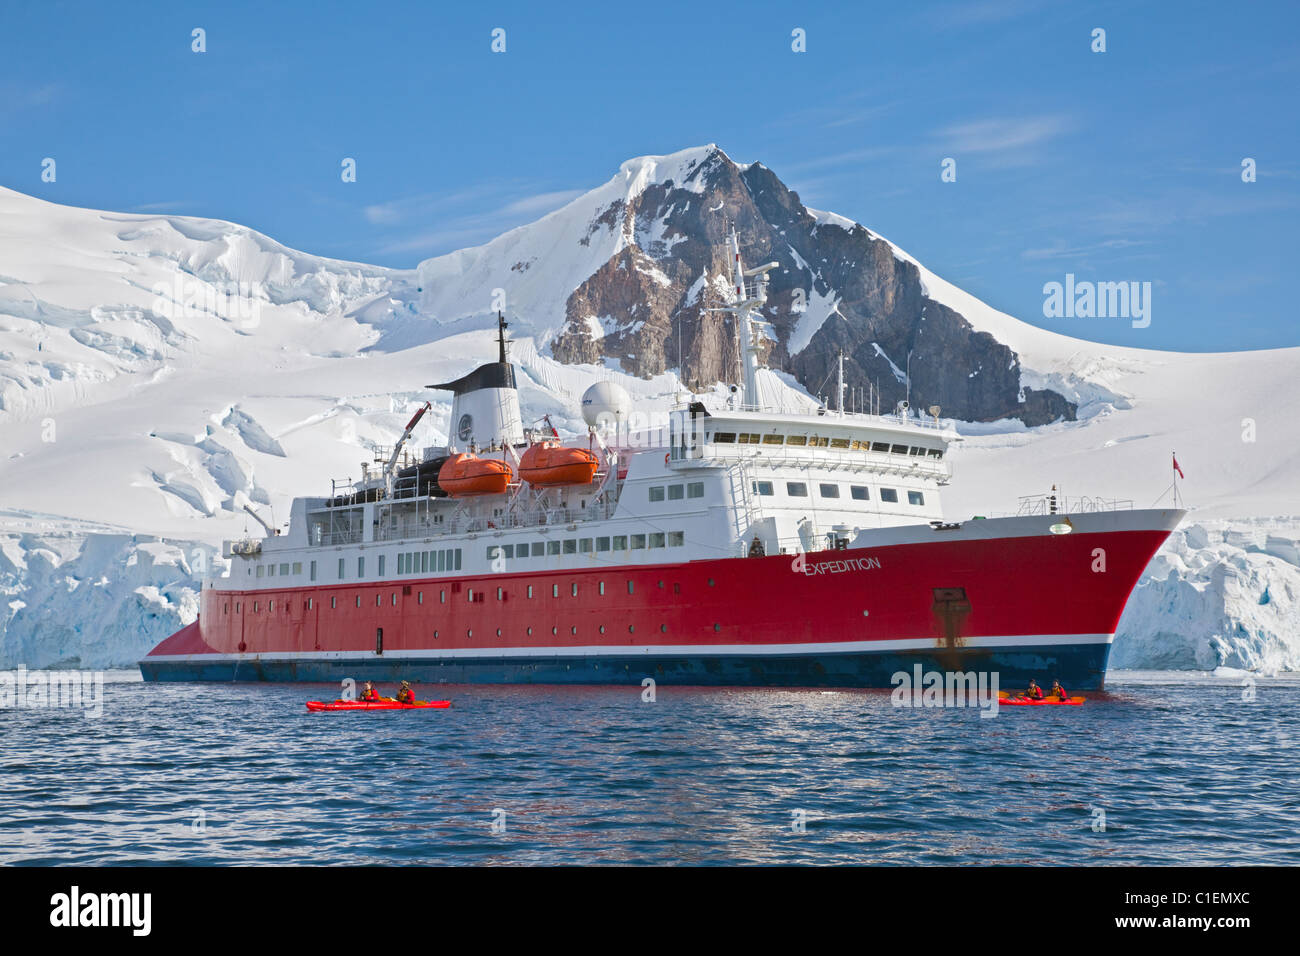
146,632,1114,665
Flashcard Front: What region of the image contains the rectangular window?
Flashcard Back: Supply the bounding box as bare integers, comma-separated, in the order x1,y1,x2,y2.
909,446,926,457
418,591,423,605
309,560,317,582
890,444,908,455
908,491,925,506
552,584,560,598
786,482,808,497
579,538,593,553
357,556,365,578
649,486,665,502
648,532,665,549
497,587,504,601
338,558,345,579
279,563,290,576
871,441,890,452
596,536,611,552
267,564,275,577
532,542,544,557
292,562,302,575
503,544,514,559
514,543,527,561
687,482,704,499
422,551,430,573
563,539,577,554
613,535,628,550
377,556,385,576
880,488,899,503
628,580,635,594
547,540,561,556
819,483,840,498
668,484,684,500
599,581,606,595
786,434,807,446
631,534,646,550
762,434,784,445
808,436,829,447
257,565,265,578
330,597,336,609
830,437,850,449
356,595,362,608
571,583,578,597
753,481,774,496
487,546,499,562
436,550,445,572
527,585,534,598
851,485,870,501
714,432,737,443
668,531,685,547
927,448,944,459
440,590,446,604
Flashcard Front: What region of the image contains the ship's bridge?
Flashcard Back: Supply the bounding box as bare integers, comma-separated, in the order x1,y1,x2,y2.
666,401,957,485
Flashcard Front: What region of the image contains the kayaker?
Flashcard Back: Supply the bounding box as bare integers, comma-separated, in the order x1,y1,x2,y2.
395,681,416,705
1050,680,1068,700
360,681,380,702
1023,680,1044,699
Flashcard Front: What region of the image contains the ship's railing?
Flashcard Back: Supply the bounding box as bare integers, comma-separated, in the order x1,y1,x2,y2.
373,500,621,543
671,444,952,481
1016,494,1134,516
674,401,948,430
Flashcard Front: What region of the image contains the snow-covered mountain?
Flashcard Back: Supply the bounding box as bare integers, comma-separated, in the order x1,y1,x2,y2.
2,145,1297,670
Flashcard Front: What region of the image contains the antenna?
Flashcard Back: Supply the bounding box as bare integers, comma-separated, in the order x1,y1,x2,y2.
496,310,510,363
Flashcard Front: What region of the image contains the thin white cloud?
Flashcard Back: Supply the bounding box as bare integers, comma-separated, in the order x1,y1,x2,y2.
938,115,1071,154
372,188,585,259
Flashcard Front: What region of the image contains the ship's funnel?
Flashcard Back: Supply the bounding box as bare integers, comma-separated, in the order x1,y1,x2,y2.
427,314,525,450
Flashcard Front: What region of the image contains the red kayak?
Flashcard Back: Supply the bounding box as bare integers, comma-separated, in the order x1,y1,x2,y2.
306,699,450,712
999,695,1084,706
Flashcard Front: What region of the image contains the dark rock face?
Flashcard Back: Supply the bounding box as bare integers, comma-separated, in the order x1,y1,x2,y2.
552,148,1074,425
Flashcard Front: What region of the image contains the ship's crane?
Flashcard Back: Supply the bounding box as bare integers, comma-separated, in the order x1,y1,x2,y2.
384,402,432,481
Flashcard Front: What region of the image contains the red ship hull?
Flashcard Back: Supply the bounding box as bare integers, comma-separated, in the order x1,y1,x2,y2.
140,510,1180,690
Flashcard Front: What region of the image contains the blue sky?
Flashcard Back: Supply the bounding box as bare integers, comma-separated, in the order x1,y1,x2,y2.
2,0,1297,351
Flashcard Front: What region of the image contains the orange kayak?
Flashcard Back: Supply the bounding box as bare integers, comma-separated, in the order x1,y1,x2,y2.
306,699,450,711
999,695,1084,706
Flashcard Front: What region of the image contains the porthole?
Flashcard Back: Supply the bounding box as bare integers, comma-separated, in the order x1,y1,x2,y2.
660,624,667,633
527,626,533,636
496,628,502,637
552,626,558,635
707,578,715,587
628,625,635,634
714,623,721,632
570,626,577,635
467,629,473,638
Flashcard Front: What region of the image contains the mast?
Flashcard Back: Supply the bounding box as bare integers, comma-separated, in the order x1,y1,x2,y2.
837,348,846,416
711,228,779,409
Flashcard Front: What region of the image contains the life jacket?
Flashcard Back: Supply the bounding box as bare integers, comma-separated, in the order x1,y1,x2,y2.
396,688,415,704
1029,686,1043,699
361,687,379,701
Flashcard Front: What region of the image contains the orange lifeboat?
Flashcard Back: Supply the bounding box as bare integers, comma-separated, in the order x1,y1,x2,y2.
519,441,599,487
437,453,513,496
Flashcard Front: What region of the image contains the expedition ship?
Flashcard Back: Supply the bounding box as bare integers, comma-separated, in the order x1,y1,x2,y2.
140,232,1181,688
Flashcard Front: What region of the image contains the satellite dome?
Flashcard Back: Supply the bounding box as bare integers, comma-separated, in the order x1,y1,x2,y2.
581,381,632,429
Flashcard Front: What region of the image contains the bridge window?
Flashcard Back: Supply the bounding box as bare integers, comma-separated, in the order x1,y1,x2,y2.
890,444,908,455
687,481,704,498
786,435,807,446
851,485,870,500
908,491,926,506
830,437,850,449
631,534,646,550
871,441,890,452
762,434,784,445
579,538,593,553
563,539,577,554
927,448,944,459
613,535,628,550
668,531,685,547
819,483,840,498
714,432,737,443
532,542,545,557
596,537,611,552
880,488,899,503
547,540,561,556
648,532,665,548
737,433,760,444
909,446,925,456
649,486,665,502
786,482,808,497
808,436,829,447
668,484,684,500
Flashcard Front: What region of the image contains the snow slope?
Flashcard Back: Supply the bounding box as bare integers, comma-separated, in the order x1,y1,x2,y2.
1,145,1297,669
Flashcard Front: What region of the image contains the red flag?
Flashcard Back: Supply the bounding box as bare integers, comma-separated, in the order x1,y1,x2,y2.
1172,454,1185,479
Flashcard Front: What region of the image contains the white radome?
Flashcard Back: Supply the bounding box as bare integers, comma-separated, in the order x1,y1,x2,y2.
581,381,632,430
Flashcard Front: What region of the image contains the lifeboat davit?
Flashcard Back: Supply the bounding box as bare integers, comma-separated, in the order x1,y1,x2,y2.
519,441,599,487
437,453,513,496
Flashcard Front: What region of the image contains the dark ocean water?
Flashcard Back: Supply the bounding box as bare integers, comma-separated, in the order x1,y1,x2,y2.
1,672,1296,865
